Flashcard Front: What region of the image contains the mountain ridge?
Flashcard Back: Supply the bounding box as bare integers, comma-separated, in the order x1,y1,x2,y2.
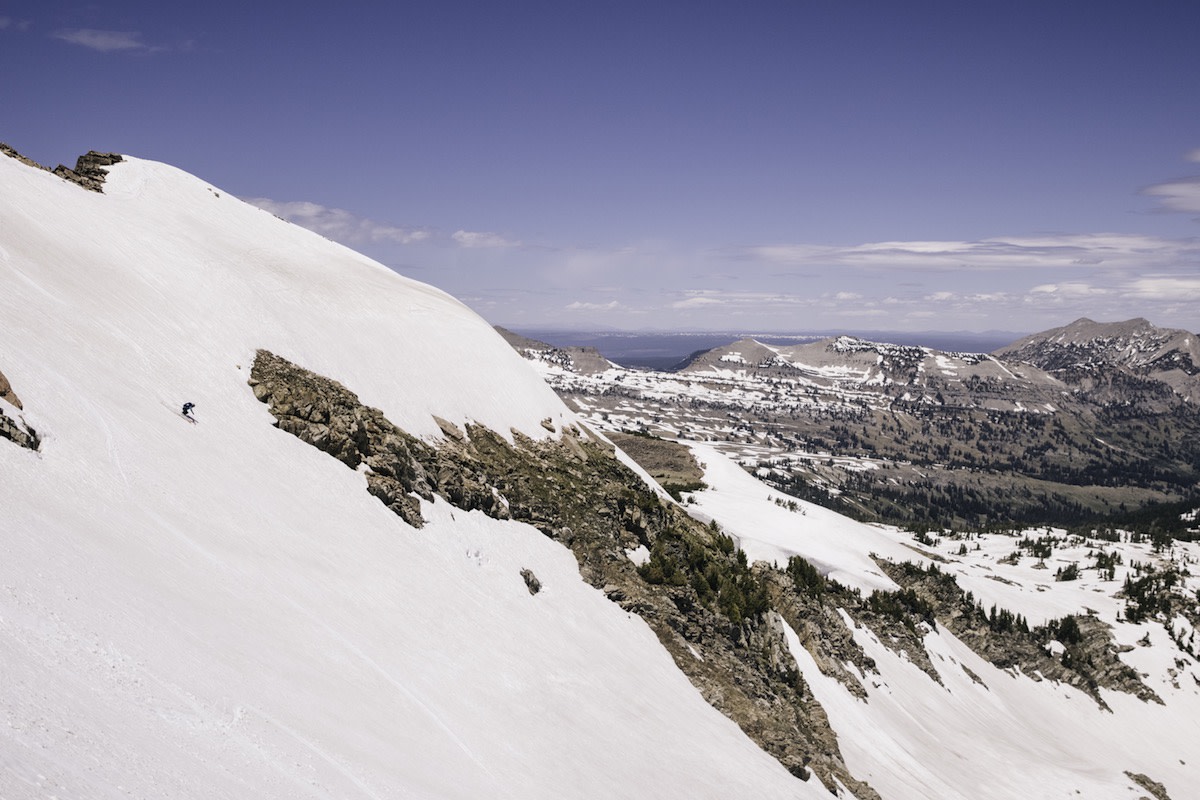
511,318,1200,527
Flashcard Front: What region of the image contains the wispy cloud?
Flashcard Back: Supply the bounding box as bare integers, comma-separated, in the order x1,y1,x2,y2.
246,198,529,252
246,198,431,245
670,289,824,310
1125,276,1200,302
565,300,620,311
744,233,1200,272
452,230,522,249
1142,177,1200,215
54,29,159,53
1141,148,1200,216
1029,282,1109,298
672,296,725,309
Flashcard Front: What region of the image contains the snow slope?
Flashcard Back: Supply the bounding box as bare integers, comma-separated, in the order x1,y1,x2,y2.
0,154,819,798
682,444,1200,800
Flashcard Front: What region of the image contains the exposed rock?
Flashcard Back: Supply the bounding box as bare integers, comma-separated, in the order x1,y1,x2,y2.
0,368,38,451
248,348,881,799
1125,770,1174,800
520,568,542,595
0,142,46,171
1,143,122,192
764,569,876,699
0,369,22,410
53,151,124,192
878,559,1160,708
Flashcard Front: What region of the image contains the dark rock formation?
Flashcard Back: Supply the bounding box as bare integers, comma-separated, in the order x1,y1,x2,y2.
53,151,124,192
0,142,45,171
877,559,1160,708
1125,770,1174,800
0,368,38,451
248,348,880,798
0,369,22,410
520,568,542,595
0,142,121,192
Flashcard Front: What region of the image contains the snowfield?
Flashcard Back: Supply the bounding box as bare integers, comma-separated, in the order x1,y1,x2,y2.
3,150,1197,800
0,154,817,799
680,444,1200,800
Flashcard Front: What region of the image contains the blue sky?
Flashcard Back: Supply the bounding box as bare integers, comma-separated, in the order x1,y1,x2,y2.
4,1,1200,334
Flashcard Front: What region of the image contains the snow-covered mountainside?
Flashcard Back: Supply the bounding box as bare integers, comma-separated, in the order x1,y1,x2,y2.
3,146,1197,800
681,444,1200,800
0,149,817,799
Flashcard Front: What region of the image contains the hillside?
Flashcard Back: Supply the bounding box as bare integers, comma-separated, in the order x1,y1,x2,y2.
0,148,820,799
3,146,1197,800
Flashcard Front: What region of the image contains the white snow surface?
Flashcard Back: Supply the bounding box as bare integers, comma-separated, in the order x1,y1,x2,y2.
684,443,914,593
0,156,818,798
684,445,1200,800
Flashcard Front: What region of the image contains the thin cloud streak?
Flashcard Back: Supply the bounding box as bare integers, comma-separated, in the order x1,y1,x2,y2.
566,300,620,311
452,230,522,249
54,29,154,52
745,233,1200,273
248,197,527,251
1143,177,1200,215
246,198,431,245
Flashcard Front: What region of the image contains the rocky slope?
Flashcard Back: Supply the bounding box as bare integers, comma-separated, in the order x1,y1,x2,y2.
248,347,878,796
995,317,1200,404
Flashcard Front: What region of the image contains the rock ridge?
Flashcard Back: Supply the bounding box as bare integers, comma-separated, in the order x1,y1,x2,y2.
1,142,122,192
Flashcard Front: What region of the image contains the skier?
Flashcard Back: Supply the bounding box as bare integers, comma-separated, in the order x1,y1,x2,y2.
182,401,196,421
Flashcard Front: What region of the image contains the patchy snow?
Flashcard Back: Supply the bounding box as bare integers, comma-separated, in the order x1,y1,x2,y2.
625,544,651,566
696,448,1199,800
0,154,819,799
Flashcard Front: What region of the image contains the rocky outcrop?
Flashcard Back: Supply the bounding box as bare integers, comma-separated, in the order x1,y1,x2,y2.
0,368,38,451
878,560,1160,708
1,142,121,192
519,568,542,595
53,151,123,192
1125,770,1174,800
248,348,880,798
0,369,22,410
0,142,45,171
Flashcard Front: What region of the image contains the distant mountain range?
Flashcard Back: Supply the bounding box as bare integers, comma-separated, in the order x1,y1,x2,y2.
503,328,1027,370
506,318,1200,528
